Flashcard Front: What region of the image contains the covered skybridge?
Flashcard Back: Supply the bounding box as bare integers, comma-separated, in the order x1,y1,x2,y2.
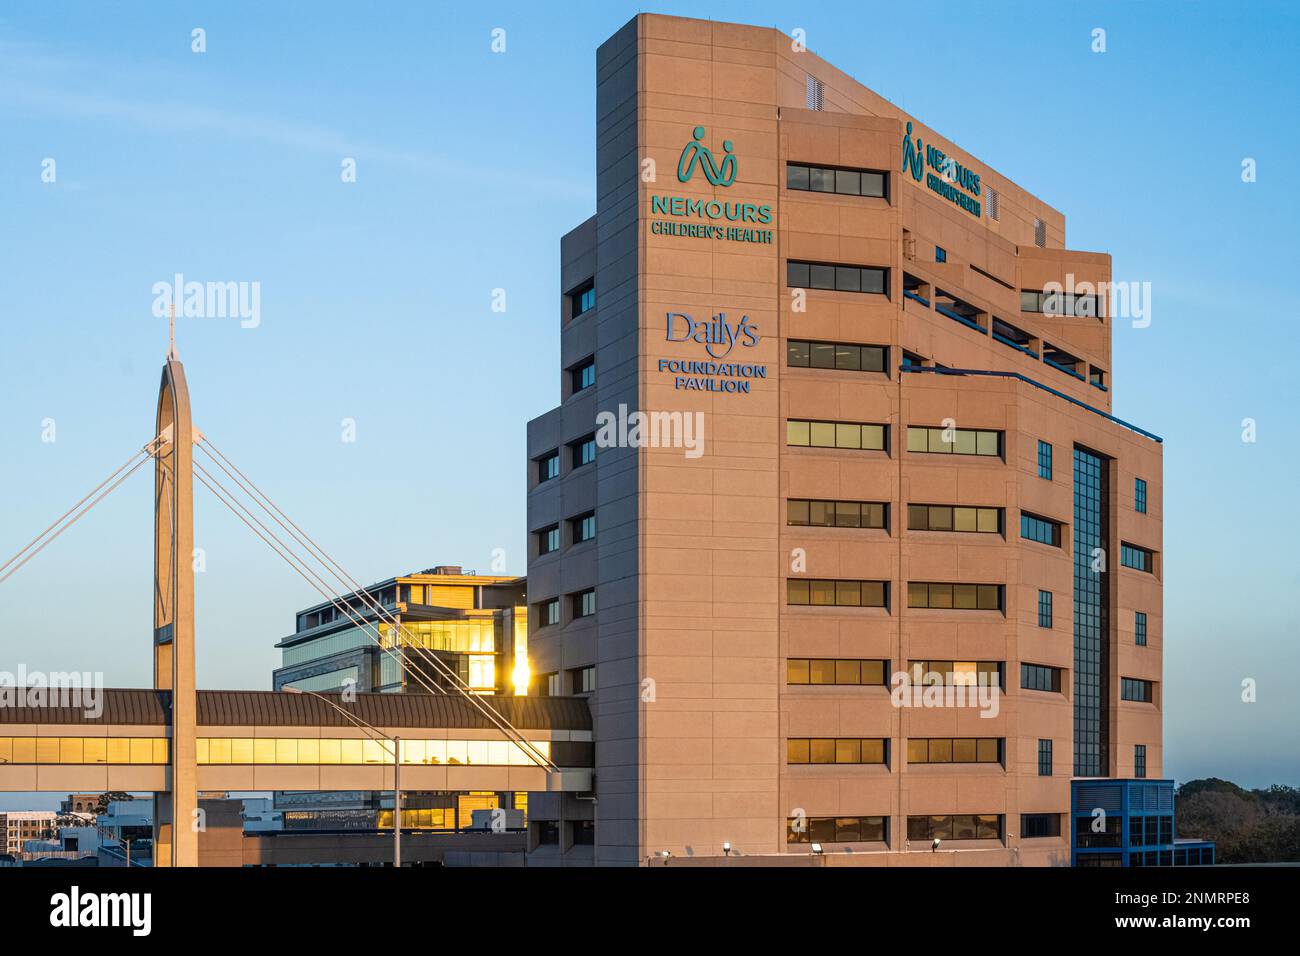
0,688,593,794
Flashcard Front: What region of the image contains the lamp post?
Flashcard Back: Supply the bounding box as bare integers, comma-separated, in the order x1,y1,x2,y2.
283,687,401,867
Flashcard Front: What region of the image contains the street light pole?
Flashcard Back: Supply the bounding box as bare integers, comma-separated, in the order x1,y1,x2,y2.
283,687,401,868
393,735,401,868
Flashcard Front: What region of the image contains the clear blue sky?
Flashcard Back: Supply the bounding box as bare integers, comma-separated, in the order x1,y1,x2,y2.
1,0,1297,810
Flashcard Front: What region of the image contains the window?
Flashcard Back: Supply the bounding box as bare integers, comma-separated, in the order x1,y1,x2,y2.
1135,744,1147,779
1020,512,1063,547
788,499,887,529
1038,739,1053,776
535,672,560,697
902,350,926,368
1021,663,1063,693
906,426,1001,457
535,598,560,628
786,339,887,373
787,420,887,451
787,738,888,765
1038,590,1053,628
536,525,560,556
572,665,596,694
1037,440,1053,479
536,450,560,483
1135,477,1147,514
906,738,1002,765
1020,814,1060,839
1121,678,1154,703
907,582,1002,611
572,589,596,619
787,815,887,844
1135,611,1147,646
536,820,559,845
907,814,1002,841
787,579,888,608
573,820,595,845
1020,289,1100,318
786,162,887,199
1121,543,1154,573
1090,367,1107,389
787,260,888,295
906,661,1004,689
571,511,596,544
569,433,596,469
570,357,595,393
787,658,888,686
935,245,947,263
570,281,595,318
907,504,1000,534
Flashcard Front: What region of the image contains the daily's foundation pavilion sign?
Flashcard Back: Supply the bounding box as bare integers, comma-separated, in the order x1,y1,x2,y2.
648,126,774,245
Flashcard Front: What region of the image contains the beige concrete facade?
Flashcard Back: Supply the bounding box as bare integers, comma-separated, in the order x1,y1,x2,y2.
526,14,1162,866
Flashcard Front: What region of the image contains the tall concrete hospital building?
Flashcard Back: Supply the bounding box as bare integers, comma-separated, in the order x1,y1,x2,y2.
523,14,1193,866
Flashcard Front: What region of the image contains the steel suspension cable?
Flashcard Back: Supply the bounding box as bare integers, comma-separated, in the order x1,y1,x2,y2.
192,461,554,771
195,438,555,770
0,440,160,586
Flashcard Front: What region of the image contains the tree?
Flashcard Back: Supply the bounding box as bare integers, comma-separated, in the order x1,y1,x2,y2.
94,791,135,815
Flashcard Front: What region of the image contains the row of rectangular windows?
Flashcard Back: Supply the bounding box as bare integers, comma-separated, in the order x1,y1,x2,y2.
533,588,595,627
787,422,1003,457
787,499,887,529
536,511,596,555
786,659,1003,687
908,582,1002,611
787,738,888,765
787,260,887,295
787,580,1006,612
786,163,887,198
788,813,1063,845
787,420,886,451
533,435,596,484
1121,543,1154,572
0,736,553,767
787,339,886,372
1121,677,1155,703
907,738,1003,764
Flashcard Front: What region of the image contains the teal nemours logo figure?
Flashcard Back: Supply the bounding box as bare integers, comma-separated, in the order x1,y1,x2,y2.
902,121,924,182
678,126,737,186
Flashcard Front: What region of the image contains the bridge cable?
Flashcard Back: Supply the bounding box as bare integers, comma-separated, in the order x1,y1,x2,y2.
194,438,556,771
0,440,160,586
191,459,556,772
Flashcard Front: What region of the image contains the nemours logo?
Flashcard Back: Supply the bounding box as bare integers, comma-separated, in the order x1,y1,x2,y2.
50,886,151,936
902,120,925,183
901,120,982,218
677,126,737,186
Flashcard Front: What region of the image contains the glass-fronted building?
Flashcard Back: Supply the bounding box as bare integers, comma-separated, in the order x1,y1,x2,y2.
271,566,533,832
272,566,527,697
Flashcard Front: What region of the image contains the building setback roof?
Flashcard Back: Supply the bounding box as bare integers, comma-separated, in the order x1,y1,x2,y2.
0,688,592,731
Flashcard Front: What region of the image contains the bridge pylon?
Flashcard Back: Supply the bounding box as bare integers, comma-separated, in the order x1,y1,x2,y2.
152,354,199,867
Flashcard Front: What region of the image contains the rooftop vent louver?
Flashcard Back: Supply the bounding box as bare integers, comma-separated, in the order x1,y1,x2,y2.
986,185,1000,222
1034,217,1046,248
806,74,824,111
